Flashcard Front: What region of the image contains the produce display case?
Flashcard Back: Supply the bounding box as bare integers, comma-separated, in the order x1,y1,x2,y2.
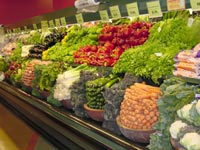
0,81,147,150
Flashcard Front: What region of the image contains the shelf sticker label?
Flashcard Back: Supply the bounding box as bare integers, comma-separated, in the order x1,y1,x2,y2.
24,26,28,31
55,19,61,27
33,24,38,30
99,10,109,22
17,28,21,33
13,28,17,33
60,17,67,26
126,2,139,17
109,5,121,19
147,1,163,18
190,0,200,11
76,13,84,24
49,20,55,28
41,20,49,33
167,0,185,11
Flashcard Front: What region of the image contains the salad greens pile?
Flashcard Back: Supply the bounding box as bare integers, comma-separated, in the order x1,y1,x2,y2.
42,24,102,63
113,17,200,83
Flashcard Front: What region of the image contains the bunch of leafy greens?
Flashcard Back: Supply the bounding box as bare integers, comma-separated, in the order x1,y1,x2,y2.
32,62,71,91
42,24,102,63
147,77,200,150
113,17,200,83
23,31,42,45
9,42,23,61
0,57,9,72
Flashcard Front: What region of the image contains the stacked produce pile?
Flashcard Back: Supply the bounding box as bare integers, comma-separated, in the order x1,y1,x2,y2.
148,77,199,150
113,17,200,83
169,100,200,150
118,83,161,130
102,73,140,134
31,62,70,100
42,24,102,63
74,22,152,66
28,44,46,59
4,61,22,84
173,43,200,79
70,67,113,117
22,59,51,88
0,56,9,73
28,31,65,59
52,64,93,103
1,42,17,56
70,70,100,117
85,77,112,109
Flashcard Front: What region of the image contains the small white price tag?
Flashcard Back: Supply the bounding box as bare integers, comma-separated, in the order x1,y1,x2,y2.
167,0,185,11
126,2,139,17
155,53,163,57
33,24,38,30
60,17,67,26
158,27,162,32
49,20,55,28
41,21,49,33
188,17,194,27
109,5,121,19
99,10,109,22
76,13,84,24
147,1,163,18
190,0,200,11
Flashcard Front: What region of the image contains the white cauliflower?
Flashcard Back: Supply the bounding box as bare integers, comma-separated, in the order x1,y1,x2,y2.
177,104,193,121
180,132,200,150
169,120,187,139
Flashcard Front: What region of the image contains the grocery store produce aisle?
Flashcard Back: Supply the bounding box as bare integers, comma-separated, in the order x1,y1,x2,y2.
0,103,56,150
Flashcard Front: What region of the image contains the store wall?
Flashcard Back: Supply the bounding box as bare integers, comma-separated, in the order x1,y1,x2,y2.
0,0,75,25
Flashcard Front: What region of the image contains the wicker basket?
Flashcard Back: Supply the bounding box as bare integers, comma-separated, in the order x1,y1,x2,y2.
170,138,186,150
61,99,73,110
116,116,155,143
84,104,104,122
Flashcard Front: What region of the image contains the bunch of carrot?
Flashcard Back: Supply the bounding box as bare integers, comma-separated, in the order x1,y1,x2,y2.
119,83,161,130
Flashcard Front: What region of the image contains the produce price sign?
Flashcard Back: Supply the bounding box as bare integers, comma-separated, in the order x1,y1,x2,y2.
76,13,84,24
60,17,67,26
41,21,49,33
55,19,61,27
167,0,185,11
49,20,55,28
99,10,109,22
109,5,121,19
0,27,4,43
17,28,21,33
147,1,163,18
126,2,139,17
190,0,200,11
24,26,28,32
33,24,38,30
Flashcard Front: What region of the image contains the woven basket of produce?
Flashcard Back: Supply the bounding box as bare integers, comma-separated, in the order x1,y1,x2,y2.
61,99,73,110
117,83,161,143
84,104,104,122
116,116,155,143
170,138,186,150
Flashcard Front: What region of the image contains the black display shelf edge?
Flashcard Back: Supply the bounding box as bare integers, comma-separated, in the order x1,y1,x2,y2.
0,81,147,150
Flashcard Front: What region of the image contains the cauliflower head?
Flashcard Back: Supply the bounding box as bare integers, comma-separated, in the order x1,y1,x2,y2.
169,120,187,139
